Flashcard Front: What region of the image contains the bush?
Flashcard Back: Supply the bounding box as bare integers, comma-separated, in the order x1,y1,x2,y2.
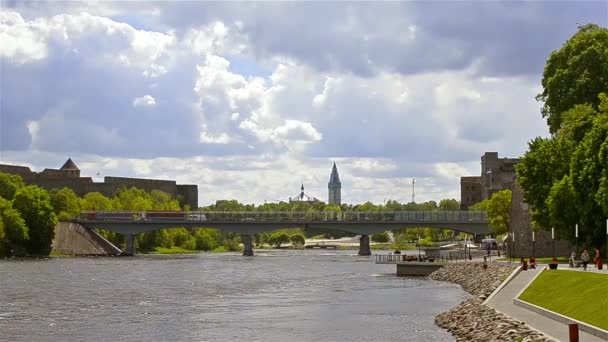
156,229,173,248
180,237,197,250
223,238,242,252
290,234,305,247
172,228,191,247
371,232,390,243
194,229,219,251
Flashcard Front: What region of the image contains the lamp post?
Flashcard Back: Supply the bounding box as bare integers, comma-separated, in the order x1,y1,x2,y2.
575,224,579,256
551,227,555,259
511,232,515,264
532,230,535,259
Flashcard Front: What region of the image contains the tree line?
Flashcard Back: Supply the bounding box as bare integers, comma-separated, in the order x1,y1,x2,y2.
517,24,608,250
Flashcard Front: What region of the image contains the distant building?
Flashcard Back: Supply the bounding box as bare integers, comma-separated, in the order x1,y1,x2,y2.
289,184,319,204
460,176,482,209
328,162,341,205
0,158,198,209
460,152,520,209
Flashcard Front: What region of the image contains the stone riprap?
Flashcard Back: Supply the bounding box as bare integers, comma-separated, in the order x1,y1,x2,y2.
430,262,514,297
431,263,552,341
435,298,552,342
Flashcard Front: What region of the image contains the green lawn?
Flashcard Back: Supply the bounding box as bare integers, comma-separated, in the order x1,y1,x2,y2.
519,270,608,330
151,246,199,254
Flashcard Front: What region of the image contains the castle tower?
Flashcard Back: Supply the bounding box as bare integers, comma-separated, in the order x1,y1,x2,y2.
328,162,341,205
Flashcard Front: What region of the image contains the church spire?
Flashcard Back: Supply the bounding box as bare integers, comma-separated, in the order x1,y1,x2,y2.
328,162,341,205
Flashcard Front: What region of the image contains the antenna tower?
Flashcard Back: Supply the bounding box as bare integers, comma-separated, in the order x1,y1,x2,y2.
412,178,416,203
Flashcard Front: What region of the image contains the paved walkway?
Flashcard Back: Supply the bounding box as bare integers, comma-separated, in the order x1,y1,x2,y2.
485,268,605,342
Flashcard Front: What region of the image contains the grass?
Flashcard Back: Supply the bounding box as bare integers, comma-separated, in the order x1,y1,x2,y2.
518,270,608,330
151,246,199,254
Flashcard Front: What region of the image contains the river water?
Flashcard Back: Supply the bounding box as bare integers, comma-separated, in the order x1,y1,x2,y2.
0,250,468,341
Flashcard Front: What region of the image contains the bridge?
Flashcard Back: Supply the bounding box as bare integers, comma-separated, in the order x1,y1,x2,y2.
72,210,491,256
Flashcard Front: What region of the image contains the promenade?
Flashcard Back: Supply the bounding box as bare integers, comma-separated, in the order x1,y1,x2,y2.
485,266,605,342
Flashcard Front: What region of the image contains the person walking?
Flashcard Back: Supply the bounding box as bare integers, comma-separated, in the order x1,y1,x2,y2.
581,250,590,271
569,251,576,268
594,248,601,269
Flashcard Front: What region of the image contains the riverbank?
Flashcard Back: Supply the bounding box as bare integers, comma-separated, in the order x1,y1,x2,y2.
431,263,552,341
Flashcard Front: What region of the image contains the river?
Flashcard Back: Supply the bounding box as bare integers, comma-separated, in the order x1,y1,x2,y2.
0,250,468,341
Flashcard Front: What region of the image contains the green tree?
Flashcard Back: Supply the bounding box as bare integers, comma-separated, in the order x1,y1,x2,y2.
194,229,220,251
486,190,512,236
150,190,181,211
50,187,81,220
0,172,25,200
81,192,114,211
0,197,28,256
269,232,290,247
438,199,460,211
289,233,305,247
537,24,608,133
371,232,390,243
12,185,57,255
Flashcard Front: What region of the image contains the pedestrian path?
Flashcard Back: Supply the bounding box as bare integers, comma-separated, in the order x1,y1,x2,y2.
485,267,605,342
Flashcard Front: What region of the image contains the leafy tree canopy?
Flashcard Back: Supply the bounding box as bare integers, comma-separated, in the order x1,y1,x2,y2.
538,24,608,133
0,172,25,200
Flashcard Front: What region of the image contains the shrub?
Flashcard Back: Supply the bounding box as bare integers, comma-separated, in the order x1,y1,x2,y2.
371,232,390,243
181,237,197,250
290,234,305,247
223,238,242,252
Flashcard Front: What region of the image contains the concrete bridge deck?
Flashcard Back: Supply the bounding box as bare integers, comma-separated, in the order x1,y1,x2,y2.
70,210,491,256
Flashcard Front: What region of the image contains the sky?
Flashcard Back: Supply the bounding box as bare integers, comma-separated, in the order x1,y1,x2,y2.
1,1,607,206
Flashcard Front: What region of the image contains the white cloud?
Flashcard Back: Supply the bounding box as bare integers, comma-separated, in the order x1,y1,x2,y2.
132,95,157,107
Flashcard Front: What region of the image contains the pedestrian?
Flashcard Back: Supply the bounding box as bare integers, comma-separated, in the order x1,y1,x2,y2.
581,250,590,271
594,248,601,269
529,256,536,269
569,251,576,268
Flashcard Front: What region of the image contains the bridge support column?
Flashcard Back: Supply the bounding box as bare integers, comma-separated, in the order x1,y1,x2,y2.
358,235,371,256
242,234,254,256
124,233,136,256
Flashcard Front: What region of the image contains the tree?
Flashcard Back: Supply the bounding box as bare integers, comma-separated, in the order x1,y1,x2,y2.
50,187,81,219
12,185,57,255
371,232,390,243
81,192,114,211
486,190,512,236
289,234,305,247
0,172,24,200
537,24,608,134
0,197,28,256
438,199,460,211
269,232,290,247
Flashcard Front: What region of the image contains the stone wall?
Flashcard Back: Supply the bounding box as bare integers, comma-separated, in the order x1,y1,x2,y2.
507,182,572,258
177,184,199,210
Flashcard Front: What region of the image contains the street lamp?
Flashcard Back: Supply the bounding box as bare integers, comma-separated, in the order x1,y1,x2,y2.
551,227,555,259
511,232,515,264
532,230,535,259
575,224,579,256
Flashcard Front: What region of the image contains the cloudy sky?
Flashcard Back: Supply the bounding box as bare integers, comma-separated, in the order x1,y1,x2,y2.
1,1,607,206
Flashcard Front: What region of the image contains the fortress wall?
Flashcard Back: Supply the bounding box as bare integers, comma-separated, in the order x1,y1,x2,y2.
177,184,199,210
104,177,178,196
507,182,572,258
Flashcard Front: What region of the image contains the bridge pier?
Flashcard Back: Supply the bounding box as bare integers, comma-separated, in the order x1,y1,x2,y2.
358,234,371,256
242,234,254,256
124,233,136,256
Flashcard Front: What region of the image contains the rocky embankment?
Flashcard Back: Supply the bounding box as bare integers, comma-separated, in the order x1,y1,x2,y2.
430,262,513,298
431,263,551,342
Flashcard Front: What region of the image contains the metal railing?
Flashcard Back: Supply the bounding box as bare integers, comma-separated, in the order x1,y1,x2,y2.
78,210,488,223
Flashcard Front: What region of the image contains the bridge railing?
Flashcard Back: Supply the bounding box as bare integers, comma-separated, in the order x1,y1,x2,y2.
78,210,488,223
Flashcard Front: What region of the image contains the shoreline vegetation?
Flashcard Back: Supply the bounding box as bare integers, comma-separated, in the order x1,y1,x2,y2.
430,263,552,341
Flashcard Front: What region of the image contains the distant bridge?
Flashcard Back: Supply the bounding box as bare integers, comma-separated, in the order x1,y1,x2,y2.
72,210,490,256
